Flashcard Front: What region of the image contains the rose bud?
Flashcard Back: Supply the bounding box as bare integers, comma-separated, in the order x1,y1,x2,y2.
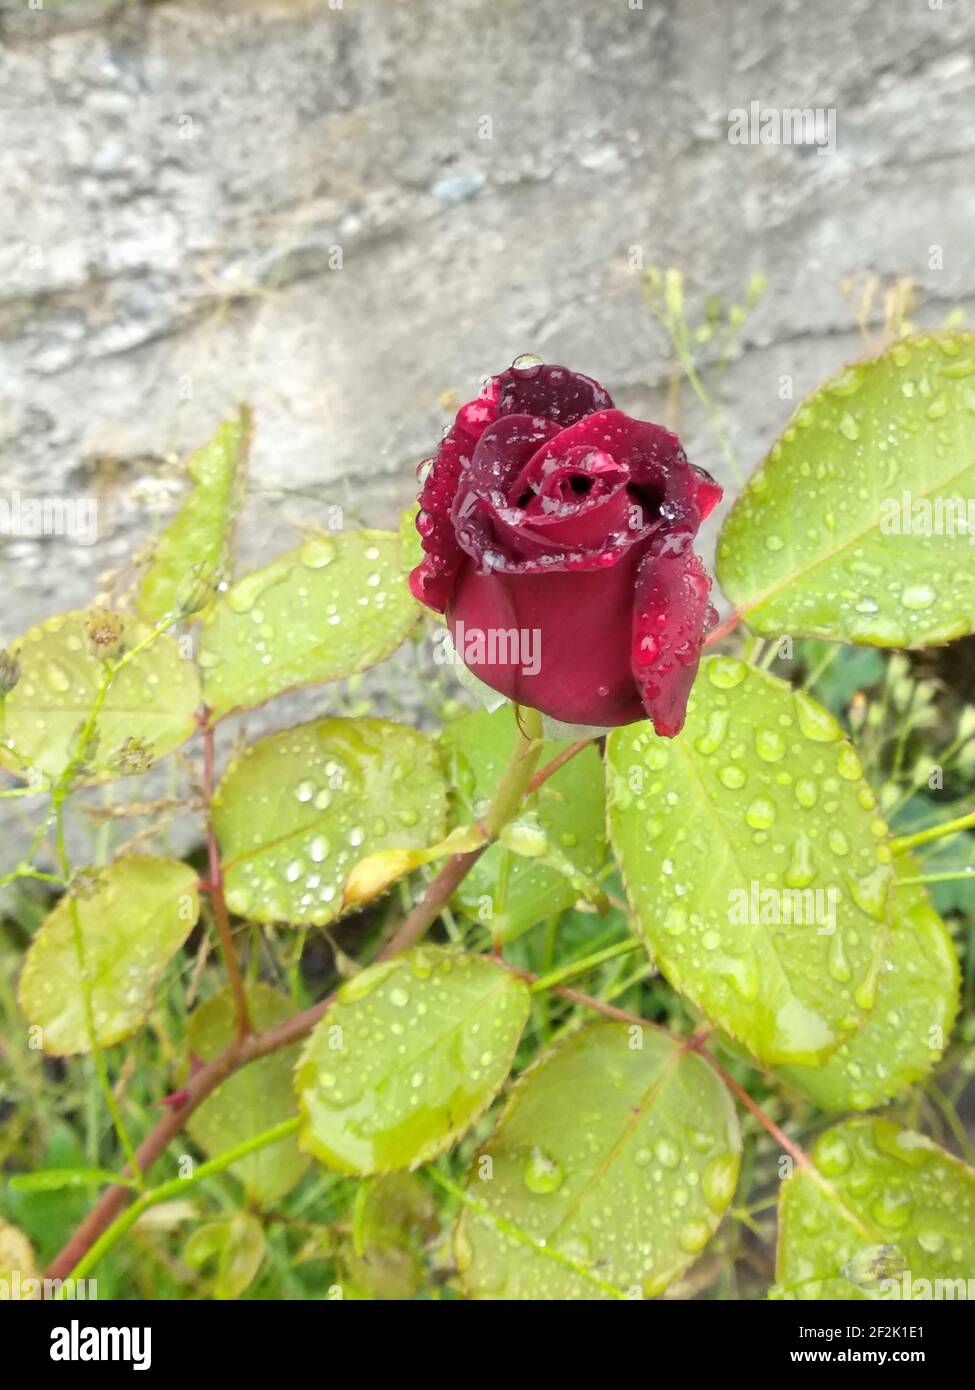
409,358,722,736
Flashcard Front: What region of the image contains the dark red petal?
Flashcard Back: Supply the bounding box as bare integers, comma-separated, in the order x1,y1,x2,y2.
409,387,502,613
494,361,613,426
631,548,713,738
450,414,563,569
691,464,723,521
447,556,645,727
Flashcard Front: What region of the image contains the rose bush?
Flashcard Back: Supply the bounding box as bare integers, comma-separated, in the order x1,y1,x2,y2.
409,358,722,735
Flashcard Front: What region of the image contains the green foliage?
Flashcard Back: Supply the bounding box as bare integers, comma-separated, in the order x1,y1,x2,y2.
186,984,309,1204
455,1024,740,1299
440,704,605,941
199,529,419,718
775,1119,975,1299
1,611,199,782
776,858,959,1110
137,406,251,623
295,948,530,1174
718,333,975,647
213,717,448,926
17,857,199,1055
3,321,975,1303
607,659,895,1066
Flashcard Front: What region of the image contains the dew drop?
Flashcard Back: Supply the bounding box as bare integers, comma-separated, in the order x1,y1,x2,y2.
523,1145,564,1195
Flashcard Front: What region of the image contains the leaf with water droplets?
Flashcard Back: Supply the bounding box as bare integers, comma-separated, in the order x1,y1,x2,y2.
777,858,959,1111
137,407,251,623
440,705,605,941
295,946,530,1175
1,611,200,783
607,658,895,1067
17,857,199,1055
455,1023,740,1300
214,717,447,926
718,333,975,647
198,529,419,718
775,1118,975,1299
186,983,310,1204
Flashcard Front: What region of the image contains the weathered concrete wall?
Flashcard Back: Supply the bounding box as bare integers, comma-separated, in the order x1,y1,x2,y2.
1,0,974,858
3,0,975,624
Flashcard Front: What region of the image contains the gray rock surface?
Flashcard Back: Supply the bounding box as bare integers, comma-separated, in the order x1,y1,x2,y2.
1,0,974,862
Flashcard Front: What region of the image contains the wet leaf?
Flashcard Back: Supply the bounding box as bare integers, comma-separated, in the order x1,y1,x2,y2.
339,1174,438,1300
17,857,199,1055
214,717,447,926
607,658,895,1067
186,983,309,1204
775,1118,975,1299
1,611,200,783
718,333,975,646
455,1023,740,1300
199,529,419,718
777,859,959,1110
184,1211,266,1300
440,705,605,941
137,407,251,622
295,947,530,1175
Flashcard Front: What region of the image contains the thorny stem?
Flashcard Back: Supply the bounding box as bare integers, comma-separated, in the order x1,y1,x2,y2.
46,713,588,1282
199,707,251,1040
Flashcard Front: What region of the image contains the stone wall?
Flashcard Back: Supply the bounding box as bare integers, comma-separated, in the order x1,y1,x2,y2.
1,0,974,853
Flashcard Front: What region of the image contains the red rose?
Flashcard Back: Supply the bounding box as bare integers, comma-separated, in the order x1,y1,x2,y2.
409,358,722,736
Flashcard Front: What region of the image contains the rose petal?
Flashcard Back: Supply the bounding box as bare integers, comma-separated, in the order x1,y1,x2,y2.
494,362,613,426
447,554,645,727
631,548,715,738
409,386,503,612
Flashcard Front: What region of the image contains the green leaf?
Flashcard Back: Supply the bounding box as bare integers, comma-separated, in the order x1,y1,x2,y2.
455,1023,740,1300
777,859,959,1110
339,1174,438,1300
185,983,310,1205
398,503,424,575
1,610,200,783
440,706,605,941
198,529,419,718
717,332,975,647
214,717,448,926
184,1211,266,1300
607,657,895,1066
775,1118,975,1299
8,1168,139,1193
295,947,530,1175
137,407,251,623
17,856,199,1055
